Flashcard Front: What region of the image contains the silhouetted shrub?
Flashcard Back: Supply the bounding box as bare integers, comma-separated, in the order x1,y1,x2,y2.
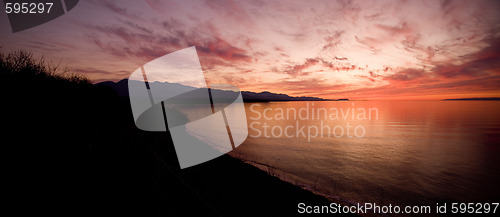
0,50,90,85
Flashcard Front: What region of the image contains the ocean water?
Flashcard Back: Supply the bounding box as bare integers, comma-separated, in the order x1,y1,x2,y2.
228,101,500,208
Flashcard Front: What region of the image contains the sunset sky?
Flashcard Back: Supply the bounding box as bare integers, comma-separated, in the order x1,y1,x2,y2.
1,0,499,100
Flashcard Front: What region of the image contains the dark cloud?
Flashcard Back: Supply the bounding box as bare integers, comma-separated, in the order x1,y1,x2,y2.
338,0,361,22
87,16,253,71
118,19,154,34
92,0,141,20
356,75,375,82
278,78,349,96
284,57,359,77
284,58,320,76
379,36,500,92
375,22,413,36
162,18,184,30
93,26,155,45
432,37,500,78
384,68,426,82
350,36,500,98
93,39,129,58
355,35,382,54
333,56,348,61
322,31,344,51
193,37,252,62
204,0,256,28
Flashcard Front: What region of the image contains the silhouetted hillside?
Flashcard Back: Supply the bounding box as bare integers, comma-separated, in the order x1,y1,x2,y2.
2,51,354,216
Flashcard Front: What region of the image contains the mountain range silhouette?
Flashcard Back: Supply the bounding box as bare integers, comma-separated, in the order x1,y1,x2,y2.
97,79,342,102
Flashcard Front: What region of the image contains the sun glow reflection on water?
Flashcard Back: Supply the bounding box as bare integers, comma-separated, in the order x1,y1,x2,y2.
229,101,500,206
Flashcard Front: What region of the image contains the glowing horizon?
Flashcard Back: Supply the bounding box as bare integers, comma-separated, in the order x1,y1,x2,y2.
1,0,499,100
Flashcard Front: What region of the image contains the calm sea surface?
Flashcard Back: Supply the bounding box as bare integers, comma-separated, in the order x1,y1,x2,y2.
227,101,500,208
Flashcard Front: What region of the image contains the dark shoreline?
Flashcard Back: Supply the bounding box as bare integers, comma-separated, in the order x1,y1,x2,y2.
4,91,351,216
1,74,352,217
1,52,357,216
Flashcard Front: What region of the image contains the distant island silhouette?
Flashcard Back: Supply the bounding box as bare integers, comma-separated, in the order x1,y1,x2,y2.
442,97,500,101
97,79,349,102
